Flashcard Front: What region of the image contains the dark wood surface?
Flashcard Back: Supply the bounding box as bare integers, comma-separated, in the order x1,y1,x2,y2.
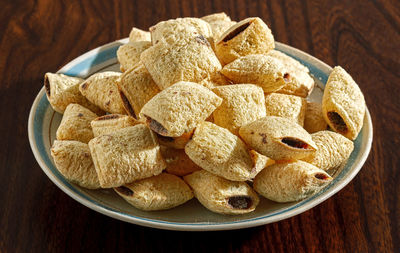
0,0,399,252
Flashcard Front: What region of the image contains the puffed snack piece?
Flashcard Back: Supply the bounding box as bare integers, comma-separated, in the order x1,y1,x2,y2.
302,130,354,172
268,50,315,97
140,81,222,137
44,73,103,114
253,161,332,202
156,131,194,149
185,122,267,181
303,102,328,134
239,116,317,160
56,103,98,143
264,93,307,126
117,41,152,72
160,146,202,176
322,66,366,140
114,173,193,211
51,140,100,189
129,27,151,42
118,63,161,118
149,17,213,46
79,72,126,114
88,125,166,188
215,17,275,65
212,84,266,135
221,54,288,93
91,114,139,137
141,36,222,90
201,12,237,41
184,170,259,215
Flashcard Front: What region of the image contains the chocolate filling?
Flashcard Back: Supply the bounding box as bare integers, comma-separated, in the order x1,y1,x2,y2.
44,75,51,97
145,116,169,136
315,173,329,180
97,114,121,121
157,134,174,142
228,196,252,209
222,22,251,42
283,73,291,82
119,90,136,118
80,82,88,90
115,186,134,196
281,137,309,149
327,111,348,134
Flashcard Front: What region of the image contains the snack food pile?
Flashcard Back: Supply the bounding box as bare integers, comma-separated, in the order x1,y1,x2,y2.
45,13,366,215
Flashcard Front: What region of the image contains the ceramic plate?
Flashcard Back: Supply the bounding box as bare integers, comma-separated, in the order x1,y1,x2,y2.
28,39,373,231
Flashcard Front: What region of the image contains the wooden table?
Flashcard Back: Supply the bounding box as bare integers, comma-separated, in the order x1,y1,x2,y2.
0,0,398,252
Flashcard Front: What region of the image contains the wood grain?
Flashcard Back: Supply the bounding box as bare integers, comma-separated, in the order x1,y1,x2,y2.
0,0,399,252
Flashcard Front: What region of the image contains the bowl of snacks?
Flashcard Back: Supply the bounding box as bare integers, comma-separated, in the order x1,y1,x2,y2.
28,13,372,231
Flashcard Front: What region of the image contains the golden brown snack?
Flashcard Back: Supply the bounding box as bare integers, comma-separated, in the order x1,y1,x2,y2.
268,50,315,97
114,173,193,211
215,17,275,65
239,116,317,160
117,41,152,72
118,63,160,118
56,103,98,143
199,72,232,89
184,170,259,215
44,73,103,114
149,17,213,46
79,72,126,114
304,102,328,134
264,93,307,126
91,114,139,137
185,122,262,181
51,140,100,189
201,12,236,41
156,131,193,149
322,66,366,140
253,161,332,202
221,54,288,93
140,81,222,137
141,37,222,90
160,146,202,176
212,84,266,135
302,130,354,172
129,27,151,42
88,125,166,188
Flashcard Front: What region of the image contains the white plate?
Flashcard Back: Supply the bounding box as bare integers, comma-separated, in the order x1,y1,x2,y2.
28,39,373,231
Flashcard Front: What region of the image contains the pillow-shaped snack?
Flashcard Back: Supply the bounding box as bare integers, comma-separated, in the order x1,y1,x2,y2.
117,41,152,72
114,173,193,211
91,114,139,137
118,63,160,118
141,37,222,90
268,50,315,97
149,17,212,46
199,72,232,89
129,27,151,42
253,161,332,202
160,146,202,177
248,149,275,179
140,81,222,137
264,93,307,126
185,122,262,181
322,66,366,140
212,84,266,135
88,125,166,188
302,130,354,172
201,12,237,41
51,140,100,189
304,101,328,134
56,103,98,143
239,116,317,160
215,17,275,65
221,54,288,93
44,73,103,114
156,131,194,149
79,72,126,114
184,170,259,215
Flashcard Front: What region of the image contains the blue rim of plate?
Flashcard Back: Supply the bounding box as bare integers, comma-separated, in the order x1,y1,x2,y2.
28,39,373,231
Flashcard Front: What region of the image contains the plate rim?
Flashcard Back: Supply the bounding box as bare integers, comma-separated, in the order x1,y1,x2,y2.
28,39,373,231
